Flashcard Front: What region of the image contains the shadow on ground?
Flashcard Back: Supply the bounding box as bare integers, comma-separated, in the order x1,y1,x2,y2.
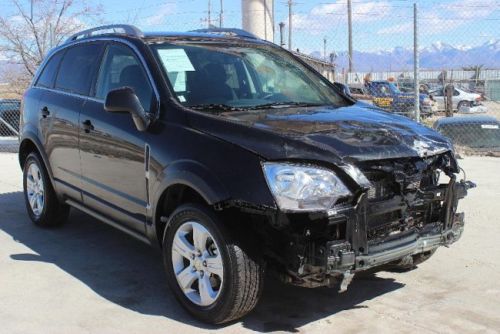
0,191,404,332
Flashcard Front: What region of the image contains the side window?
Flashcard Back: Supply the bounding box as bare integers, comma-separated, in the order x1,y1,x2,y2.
36,51,64,88
453,89,460,96
55,43,103,96
95,44,153,112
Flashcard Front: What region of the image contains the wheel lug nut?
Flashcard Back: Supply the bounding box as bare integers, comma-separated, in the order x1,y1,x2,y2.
191,254,195,260
203,261,207,267
200,271,204,278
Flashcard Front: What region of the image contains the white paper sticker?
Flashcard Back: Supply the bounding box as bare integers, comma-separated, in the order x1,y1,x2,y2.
158,49,195,72
481,124,499,129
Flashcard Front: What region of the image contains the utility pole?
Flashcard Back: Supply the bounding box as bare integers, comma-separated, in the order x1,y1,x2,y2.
413,2,420,122
219,0,224,28
30,0,33,20
208,0,212,28
279,22,285,47
323,37,327,61
287,0,293,50
347,0,353,72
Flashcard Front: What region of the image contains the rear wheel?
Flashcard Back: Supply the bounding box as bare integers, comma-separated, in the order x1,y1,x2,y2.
23,152,69,227
163,204,264,324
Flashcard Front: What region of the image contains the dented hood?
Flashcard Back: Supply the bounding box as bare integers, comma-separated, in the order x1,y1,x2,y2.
189,102,452,163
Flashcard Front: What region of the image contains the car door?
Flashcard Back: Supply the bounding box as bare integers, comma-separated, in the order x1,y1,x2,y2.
40,43,104,201
432,88,445,110
79,42,155,233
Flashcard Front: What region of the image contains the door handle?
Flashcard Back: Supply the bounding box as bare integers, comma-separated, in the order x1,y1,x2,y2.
82,119,94,133
41,106,50,118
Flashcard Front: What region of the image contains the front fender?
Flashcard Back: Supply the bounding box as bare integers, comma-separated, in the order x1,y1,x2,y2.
150,159,229,217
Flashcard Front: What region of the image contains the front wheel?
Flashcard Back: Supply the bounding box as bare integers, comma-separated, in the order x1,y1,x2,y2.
457,100,470,112
163,204,264,324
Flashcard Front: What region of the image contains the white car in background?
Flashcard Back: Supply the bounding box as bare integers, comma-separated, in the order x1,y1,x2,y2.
429,87,484,112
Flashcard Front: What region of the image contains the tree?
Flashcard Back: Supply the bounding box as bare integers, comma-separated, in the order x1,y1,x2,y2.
0,0,102,96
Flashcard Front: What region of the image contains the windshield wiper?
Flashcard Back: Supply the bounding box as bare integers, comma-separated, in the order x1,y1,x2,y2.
251,101,325,109
188,103,248,112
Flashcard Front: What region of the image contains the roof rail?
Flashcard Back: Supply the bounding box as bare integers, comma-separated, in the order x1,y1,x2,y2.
190,28,258,39
66,24,143,43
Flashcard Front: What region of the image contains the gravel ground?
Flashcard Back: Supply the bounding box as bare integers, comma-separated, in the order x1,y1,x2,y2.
0,153,499,334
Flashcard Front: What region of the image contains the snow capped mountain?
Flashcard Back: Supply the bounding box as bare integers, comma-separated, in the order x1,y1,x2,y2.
319,40,500,71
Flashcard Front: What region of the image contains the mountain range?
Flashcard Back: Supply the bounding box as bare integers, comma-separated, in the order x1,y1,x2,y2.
1,40,499,83
310,39,500,72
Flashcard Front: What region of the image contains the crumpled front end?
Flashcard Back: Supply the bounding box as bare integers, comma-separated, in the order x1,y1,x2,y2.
271,152,474,291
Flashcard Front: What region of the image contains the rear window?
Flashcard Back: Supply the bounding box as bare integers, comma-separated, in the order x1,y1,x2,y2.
36,51,64,88
55,43,103,96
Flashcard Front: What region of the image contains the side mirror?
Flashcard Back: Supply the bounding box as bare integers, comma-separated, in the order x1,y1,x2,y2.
104,87,151,131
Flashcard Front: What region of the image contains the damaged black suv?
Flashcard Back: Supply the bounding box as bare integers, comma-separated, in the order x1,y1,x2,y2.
19,25,474,324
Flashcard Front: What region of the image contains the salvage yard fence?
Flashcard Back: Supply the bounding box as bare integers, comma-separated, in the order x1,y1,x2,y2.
1,1,499,155
0,99,20,153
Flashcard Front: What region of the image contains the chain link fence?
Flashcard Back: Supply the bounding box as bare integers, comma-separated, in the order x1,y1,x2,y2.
0,99,20,153
1,0,499,155
279,0,500,155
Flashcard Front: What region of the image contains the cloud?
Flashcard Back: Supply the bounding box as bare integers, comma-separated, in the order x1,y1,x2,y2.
144,3,177,27
291,0,393,34
377,0,496,35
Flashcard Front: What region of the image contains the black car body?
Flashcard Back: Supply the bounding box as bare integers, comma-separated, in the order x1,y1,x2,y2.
18,25,473,324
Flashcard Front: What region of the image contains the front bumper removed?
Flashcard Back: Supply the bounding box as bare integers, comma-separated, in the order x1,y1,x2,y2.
286,178,474,291
320,213,465,292
327,212,464,274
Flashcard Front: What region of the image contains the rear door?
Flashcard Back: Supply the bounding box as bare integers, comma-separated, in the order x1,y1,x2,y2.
40,43,104,200
79,42,155,233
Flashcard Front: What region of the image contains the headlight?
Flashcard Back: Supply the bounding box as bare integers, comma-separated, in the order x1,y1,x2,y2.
262,162,351,211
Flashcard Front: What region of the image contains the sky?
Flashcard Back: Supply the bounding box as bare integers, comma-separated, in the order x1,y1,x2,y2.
0,0,499,56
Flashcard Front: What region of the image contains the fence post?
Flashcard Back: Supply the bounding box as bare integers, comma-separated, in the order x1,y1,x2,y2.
413,2,420,122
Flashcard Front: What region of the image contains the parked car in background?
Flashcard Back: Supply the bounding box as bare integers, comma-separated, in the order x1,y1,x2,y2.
429,87,484,112
434,115,500,153
348,85,373,102
365,80,433,117
0,99,21,136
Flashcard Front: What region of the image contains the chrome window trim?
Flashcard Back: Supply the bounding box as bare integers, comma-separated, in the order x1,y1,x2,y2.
34,86,103,103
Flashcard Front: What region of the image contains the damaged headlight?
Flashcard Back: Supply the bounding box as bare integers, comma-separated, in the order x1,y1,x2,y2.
262,162,351,211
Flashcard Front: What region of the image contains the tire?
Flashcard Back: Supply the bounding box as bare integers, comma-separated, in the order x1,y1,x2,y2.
456,101,469,112
23,152,70,227
163,203,264,324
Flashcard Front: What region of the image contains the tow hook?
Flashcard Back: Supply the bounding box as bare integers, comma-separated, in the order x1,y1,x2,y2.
339,270,354,293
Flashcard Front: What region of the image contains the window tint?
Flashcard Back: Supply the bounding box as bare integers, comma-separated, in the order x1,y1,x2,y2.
55,43,103,96
36,51,64,88
95,44,153,112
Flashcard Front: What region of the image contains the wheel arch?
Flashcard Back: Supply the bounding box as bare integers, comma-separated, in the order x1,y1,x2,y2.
18,132,56,189
151,160,230,247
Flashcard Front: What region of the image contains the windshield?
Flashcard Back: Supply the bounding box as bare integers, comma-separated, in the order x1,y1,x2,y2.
150,42,348,111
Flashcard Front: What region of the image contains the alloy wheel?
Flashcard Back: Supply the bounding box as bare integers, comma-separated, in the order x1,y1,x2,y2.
171,221,224,306
26,162,45,217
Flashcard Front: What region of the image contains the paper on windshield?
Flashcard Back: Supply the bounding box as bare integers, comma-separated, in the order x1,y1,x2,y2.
158,49,195,72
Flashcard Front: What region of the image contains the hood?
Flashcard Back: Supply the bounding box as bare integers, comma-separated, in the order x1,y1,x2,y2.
188,102,452,163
